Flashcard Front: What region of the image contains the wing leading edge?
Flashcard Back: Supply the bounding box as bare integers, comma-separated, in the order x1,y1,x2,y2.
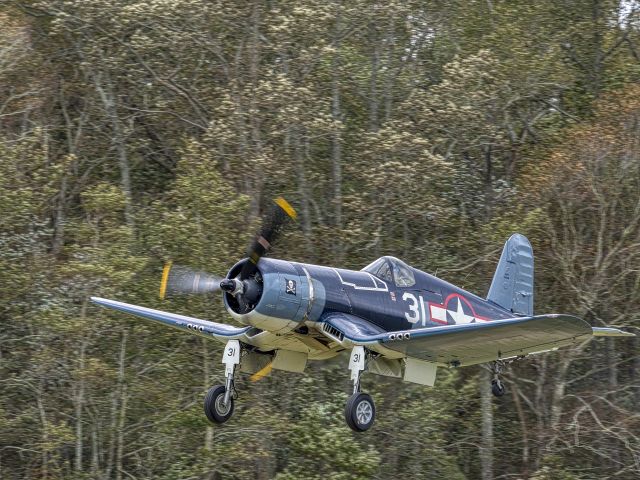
322,312,631,367
91,297,251,342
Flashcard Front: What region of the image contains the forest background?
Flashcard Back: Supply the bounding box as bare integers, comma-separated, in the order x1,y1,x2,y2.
1,1,640,479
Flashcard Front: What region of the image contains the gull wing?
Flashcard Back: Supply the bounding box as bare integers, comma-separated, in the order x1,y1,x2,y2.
91,297,251,343
321,312,632,367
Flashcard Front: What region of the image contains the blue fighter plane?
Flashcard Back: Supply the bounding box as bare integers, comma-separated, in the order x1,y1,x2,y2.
92,198,633,432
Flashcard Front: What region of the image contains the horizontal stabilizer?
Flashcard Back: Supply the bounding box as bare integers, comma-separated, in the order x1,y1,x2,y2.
592,327,635,337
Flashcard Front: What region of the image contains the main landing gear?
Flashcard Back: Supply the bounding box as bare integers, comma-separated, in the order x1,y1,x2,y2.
345,346,376,432
204,341,379,431
204,340,240,424
489,360,506,397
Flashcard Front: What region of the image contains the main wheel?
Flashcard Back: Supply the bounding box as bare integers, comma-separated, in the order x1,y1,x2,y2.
491,379,506,397
344,392,376,432
204,384,234,424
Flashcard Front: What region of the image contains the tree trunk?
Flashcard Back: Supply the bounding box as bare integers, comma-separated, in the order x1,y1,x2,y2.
115,329,128,480
293,127,312,250
634,331,640,409
383,19,396,123
74,339,86,472
545,350,577,457
92,423,100,478
52,173,67,256
369,25,380,133
606,337,618,391
331,7,343,262
105,392,118,479
93,71,135,228
511,384,530,478
480,368,493,480
484,145,493,220
37,381,49,480
203,339,213,453
248,1,264,218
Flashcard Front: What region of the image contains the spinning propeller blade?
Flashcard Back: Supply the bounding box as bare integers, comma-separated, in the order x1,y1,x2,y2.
249,361,273,382
159,197,296,311
240,197,297,280
159,261,223,299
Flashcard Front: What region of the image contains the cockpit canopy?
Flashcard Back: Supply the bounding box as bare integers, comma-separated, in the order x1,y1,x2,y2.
362,256,416,287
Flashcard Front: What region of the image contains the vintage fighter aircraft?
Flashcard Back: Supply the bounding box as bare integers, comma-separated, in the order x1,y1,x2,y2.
91,198,634,432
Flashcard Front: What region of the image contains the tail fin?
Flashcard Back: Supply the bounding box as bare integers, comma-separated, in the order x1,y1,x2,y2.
487,234,534,316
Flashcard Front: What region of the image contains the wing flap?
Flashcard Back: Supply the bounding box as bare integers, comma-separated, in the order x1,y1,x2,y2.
383,315,593,365
321,312,598,366
91,297,251,342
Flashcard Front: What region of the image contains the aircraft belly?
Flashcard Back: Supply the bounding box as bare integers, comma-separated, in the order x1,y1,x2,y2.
243,310,300,334
245,329,316,353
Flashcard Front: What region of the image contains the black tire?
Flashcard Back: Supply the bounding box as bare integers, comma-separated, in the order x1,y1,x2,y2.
491,379,506,397
344,392,375,432
204,384,234,424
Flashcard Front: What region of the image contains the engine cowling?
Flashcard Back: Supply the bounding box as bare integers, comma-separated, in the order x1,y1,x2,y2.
223,258,314,334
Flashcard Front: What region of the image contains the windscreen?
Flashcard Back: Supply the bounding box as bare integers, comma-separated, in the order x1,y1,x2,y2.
362,256,415,287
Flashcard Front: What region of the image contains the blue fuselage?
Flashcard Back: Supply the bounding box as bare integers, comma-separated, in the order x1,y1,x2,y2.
224,258,514,333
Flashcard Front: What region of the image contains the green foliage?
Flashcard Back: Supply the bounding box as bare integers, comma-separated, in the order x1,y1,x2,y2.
1,1,639,479
275,396,381,480
530,455,580,480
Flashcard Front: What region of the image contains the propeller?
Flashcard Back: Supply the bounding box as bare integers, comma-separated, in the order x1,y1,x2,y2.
249,361,273,382
159,262,224,299
159,197,297,303
240,197,297,280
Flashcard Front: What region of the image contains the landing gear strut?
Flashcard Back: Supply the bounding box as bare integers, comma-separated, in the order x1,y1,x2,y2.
489,360,506,397
204,340,240,424
344,346,376,432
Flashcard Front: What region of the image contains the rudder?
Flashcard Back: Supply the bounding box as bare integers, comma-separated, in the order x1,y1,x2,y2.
487,234,534,316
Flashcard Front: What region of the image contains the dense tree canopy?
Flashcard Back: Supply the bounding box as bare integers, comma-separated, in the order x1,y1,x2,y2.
1,1,639,479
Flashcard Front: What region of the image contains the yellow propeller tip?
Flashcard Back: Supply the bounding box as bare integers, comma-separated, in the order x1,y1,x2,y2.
249,361,273,382
159,261,173,300
274,197,297,220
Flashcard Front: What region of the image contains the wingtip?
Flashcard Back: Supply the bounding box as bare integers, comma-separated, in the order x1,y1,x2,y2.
90,297,112,307
592,327,636,337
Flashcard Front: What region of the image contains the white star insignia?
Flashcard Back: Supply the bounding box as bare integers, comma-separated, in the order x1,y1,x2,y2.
447,298,475,324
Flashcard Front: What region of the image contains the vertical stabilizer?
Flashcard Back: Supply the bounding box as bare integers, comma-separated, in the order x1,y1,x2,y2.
487,234,534,316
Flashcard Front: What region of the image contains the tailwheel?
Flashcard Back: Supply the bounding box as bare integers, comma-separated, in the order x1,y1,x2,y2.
491,378,506,397
345,392,376,432
204,384,234,424
489,359,507,397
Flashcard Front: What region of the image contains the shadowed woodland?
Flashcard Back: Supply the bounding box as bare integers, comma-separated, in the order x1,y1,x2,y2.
1,1,640,479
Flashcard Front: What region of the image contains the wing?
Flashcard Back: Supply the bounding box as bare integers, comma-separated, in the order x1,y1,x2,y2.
91,297,251,343
321,312,631,367
592,327,635,337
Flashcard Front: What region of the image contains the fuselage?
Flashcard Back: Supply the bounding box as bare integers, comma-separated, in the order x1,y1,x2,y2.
224,257,514,335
